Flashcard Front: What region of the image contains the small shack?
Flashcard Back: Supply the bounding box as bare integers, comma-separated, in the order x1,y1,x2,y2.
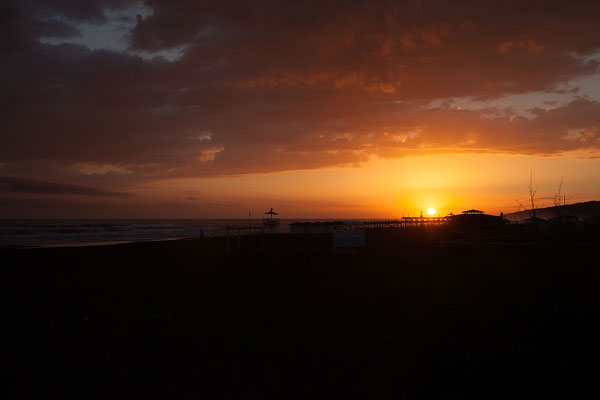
549,215,585,233
522,217,551,233
332,221,366,253
290,221,344,234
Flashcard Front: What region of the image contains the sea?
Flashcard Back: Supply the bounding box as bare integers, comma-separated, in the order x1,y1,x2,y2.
0,219,309,248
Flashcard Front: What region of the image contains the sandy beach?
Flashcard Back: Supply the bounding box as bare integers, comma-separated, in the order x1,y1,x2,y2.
5,230,600,398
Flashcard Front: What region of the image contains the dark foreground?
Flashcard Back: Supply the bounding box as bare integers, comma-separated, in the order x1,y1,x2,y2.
5,230,600,398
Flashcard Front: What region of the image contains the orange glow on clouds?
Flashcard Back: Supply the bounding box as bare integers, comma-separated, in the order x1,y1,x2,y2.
134,153,600,218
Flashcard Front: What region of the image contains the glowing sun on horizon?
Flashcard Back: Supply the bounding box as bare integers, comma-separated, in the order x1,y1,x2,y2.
427,208,436,215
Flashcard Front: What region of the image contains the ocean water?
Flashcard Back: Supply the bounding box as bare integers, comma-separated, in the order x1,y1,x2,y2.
0,219,302,248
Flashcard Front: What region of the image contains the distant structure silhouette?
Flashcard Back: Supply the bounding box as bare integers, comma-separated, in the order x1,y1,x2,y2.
263,208,280,232
451,209,504,229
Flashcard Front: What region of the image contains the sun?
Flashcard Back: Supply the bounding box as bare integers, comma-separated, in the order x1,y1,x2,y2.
427,207,436,216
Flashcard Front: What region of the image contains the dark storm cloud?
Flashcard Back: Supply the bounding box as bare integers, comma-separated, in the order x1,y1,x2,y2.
18,0,135,23
1,0,600,187
0,176,134,197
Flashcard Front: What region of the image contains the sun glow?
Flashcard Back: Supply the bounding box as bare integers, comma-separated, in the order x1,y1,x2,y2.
427,208,436,215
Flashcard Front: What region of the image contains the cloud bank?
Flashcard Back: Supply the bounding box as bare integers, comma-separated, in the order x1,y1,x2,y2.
0,176,134,197
1,0,600,189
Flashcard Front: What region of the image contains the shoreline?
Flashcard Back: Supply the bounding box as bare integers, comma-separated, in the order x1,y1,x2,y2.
21,236,201,249
1,230,291,251
0,219,293,250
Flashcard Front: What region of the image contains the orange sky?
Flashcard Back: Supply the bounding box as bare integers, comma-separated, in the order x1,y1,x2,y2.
2,1,600,218
74,153,598,219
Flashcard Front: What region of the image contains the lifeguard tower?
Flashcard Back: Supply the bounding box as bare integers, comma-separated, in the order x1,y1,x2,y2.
263,208,280,233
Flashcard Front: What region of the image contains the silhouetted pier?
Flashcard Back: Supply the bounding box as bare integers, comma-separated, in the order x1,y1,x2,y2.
363,216,452,228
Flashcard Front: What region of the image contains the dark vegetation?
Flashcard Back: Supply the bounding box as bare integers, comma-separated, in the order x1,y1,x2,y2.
5,229,600,399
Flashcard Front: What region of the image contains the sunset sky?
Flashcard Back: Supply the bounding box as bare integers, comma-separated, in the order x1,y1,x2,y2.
2,0,600,218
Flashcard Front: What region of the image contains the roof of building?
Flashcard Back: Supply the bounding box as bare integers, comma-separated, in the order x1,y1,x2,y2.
462,209,484,214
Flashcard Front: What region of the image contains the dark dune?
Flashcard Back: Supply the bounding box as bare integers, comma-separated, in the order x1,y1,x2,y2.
5,230,600,399
505,200,600,221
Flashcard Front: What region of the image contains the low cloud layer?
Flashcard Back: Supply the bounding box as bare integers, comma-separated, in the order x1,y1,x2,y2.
1,0,600,190
0,176,134,197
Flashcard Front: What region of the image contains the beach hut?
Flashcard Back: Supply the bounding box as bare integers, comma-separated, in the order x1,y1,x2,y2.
332,221,366,253
549,215,585,233
290,221,344,234
522,217,551,233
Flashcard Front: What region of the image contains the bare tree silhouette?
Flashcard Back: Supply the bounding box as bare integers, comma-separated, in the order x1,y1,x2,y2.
514,199,526,222
553,177,566,217
529,172,538,220
553,177,563,207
